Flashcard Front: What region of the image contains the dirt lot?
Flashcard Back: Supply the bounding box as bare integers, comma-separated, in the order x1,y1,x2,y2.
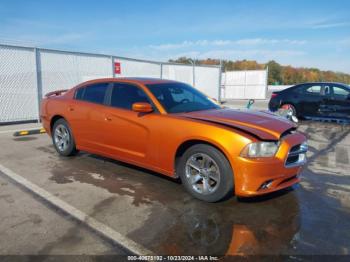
0,121,349,257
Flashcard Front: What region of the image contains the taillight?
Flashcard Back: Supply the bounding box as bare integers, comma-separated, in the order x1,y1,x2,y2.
271,93,278,99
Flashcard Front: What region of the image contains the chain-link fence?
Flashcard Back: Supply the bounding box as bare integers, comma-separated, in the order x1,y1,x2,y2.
0,43,221,123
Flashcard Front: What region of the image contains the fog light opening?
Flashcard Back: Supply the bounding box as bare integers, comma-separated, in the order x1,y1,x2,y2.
259,180,273,190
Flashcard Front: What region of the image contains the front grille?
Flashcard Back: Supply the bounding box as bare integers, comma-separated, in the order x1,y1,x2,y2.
285,142,308,167
286,155,299,165
290,144,301,152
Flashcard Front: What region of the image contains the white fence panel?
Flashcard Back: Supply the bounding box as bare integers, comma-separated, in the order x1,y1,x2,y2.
40,50,112,96
225,71,246,85
162,64,194,86
0,43,222,123
114,58,161,78
223,70,267,99
194,66,221,99
0,45,38,122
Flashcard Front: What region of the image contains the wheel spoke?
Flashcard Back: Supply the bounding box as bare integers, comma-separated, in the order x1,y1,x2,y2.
202,156,210,169
209,171,219,182
202,178,210,194
55,129,62,137
191,174,202,185
188,158,201,172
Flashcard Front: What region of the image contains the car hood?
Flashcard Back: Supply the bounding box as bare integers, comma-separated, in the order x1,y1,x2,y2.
178,108,296,140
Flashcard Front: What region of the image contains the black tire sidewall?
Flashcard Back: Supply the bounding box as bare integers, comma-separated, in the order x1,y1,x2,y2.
178,144,234,202
52,119,77,156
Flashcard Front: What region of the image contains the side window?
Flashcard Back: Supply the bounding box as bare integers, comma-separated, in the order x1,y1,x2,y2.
75,88,84,100
332,85,350,99
293,85,304,94
110,83,149,110
76,83,109,104
305,85,322,94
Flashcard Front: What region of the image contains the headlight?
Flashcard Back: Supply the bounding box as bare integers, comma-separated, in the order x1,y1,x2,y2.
241,141,280,158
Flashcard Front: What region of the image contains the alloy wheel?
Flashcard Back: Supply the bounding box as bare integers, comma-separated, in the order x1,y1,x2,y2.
185,153,221,195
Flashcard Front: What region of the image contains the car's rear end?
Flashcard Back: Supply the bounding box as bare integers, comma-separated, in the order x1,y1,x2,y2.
268,91,283,112
40,89,69,136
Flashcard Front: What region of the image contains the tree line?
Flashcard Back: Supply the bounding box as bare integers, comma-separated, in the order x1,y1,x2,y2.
169,57,350,85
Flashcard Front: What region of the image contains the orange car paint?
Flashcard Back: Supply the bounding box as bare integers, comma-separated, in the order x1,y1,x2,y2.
40,78,307,197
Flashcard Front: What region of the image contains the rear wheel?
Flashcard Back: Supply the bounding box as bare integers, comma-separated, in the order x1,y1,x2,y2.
52,118,78,156
177,144,234,202
280,103,297,117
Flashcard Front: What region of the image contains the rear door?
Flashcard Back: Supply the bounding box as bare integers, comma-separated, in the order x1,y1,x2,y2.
325,84,350,119
68,82,110,151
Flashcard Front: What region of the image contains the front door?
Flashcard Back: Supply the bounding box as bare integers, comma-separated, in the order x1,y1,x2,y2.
325,84,350,120
101,82,160,165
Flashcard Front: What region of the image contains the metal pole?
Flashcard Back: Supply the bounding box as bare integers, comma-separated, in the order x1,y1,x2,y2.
244,69,247,99
193,59,195,87
265,66,269,99
191,59,195,87
218,60,222,103
111,56,115,78
187,58,195,87
34,48,43,123
160,63,163,79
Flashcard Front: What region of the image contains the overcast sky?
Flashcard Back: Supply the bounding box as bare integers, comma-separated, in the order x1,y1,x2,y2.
0,0,349,73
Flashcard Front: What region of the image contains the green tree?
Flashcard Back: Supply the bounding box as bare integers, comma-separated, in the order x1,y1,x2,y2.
168,57,350,84
266,60,283,85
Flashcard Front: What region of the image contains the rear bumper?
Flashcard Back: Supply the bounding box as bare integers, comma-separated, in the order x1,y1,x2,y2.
268,99,281,112
233,132,306,197
40,116,51,136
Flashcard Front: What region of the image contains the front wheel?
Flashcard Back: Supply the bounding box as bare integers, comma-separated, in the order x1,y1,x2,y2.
52,118,78,156
177,144,234,202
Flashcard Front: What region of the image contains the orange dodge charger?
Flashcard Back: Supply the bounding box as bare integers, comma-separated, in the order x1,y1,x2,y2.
40,78,307,202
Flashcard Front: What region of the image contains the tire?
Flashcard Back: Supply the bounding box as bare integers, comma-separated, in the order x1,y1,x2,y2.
177,144,234,202
52,118,78,156
281,103,297,117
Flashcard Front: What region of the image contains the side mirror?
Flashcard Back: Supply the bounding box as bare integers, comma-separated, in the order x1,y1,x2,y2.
132,102,153,113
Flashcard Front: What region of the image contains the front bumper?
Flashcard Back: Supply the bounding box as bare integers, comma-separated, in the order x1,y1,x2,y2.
234,132,306,197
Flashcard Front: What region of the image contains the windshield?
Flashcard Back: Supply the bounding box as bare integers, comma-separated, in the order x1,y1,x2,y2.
146,82,220,113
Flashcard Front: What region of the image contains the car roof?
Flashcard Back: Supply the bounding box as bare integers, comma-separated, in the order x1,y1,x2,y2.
295,82,349,86
77,77,179,87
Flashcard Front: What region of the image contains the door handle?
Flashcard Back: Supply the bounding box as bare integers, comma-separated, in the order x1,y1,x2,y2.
68,106,74,112
104,116,112,121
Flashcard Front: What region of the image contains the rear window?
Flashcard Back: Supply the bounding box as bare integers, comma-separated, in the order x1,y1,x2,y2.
75,83,109,105
75,88,84,100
